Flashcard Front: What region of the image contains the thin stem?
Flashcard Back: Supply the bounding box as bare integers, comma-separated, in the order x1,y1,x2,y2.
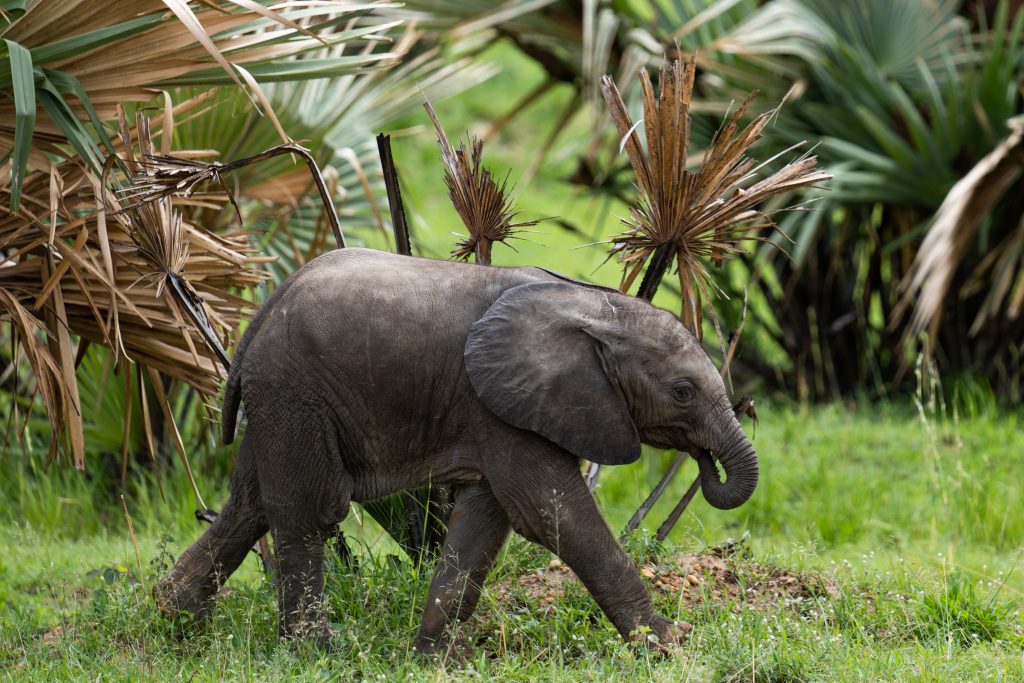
636,243,675,302
655,475,701,542
475,238,492,265
621,451,687,537
215,144,344,249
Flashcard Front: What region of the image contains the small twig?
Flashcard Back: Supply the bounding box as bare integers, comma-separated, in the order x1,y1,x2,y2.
257,536,274,574
655,474,702,543
121,494,146,594
621,451,687,537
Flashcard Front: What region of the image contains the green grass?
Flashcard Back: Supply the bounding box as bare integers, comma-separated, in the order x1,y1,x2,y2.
2,403,1022,681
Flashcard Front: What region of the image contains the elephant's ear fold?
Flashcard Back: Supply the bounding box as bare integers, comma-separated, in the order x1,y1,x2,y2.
464,281,641,466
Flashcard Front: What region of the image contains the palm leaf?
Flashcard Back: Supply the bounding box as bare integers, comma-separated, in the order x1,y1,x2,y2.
601,51,829,335
424,99,538,263
895,116,1024,346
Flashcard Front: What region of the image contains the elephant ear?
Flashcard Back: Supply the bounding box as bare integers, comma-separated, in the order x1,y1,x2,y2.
464,281,641,465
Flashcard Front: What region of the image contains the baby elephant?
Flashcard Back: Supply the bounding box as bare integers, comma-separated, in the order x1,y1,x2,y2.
154,248,757,652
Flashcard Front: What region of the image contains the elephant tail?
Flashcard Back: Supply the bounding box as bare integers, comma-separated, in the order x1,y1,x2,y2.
221,292,271,445
222,366,243,445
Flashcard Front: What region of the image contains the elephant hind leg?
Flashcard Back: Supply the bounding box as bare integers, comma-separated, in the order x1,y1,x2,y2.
253,423,353,645
414,484,510,655
154,436,268,622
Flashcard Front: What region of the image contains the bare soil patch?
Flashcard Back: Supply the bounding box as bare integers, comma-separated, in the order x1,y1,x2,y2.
491,551,837,615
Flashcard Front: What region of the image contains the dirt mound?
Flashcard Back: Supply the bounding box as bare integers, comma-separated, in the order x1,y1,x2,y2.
492,552,836,615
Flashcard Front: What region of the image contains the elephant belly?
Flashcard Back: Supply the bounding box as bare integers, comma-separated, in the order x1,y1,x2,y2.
345,441,487,503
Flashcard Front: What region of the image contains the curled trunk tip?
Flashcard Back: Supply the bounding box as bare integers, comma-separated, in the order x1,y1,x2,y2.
694,428,758,510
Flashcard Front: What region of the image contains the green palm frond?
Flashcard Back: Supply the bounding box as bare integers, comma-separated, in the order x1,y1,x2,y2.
0,0,404,211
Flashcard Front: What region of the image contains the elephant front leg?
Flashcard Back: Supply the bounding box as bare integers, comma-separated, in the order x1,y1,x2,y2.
485,444,688,651
414,484,510,655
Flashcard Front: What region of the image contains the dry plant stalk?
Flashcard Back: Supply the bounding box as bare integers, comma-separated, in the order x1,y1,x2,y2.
121,143,344,251
601,53,831,337
598,51,828,530
423,100,537,264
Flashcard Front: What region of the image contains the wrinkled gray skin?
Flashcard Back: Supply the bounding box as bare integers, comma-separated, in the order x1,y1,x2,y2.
154,248,757,653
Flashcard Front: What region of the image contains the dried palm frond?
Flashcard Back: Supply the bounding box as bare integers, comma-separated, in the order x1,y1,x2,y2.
0,289,78,465
423,99,538,264
0,103,267,477
120,143,345,251
895,116,1024,348
601,52,830,337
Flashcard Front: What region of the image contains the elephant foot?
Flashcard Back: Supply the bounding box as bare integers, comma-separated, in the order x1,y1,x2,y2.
282,618,336,650
631,616,692,655
413,631,475,663
152,572,217,624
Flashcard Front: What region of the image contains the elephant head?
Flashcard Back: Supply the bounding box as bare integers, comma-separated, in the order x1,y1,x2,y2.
464,281,758,510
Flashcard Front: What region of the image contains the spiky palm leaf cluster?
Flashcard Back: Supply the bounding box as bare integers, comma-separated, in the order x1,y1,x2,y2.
424,101,537,264
601,53,830,336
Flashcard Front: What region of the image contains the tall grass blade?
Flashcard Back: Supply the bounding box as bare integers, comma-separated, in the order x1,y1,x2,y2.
4,38,34,211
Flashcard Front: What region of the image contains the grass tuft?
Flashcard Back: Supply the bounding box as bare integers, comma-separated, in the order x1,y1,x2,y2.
915,572,1019,646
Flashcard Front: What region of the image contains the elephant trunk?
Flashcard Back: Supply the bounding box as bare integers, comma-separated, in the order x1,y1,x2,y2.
695,412,758,510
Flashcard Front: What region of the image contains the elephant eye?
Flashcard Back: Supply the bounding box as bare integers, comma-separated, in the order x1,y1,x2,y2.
672,381,695,403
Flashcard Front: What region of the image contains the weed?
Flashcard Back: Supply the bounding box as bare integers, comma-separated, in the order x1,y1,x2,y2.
914,572,1019,646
